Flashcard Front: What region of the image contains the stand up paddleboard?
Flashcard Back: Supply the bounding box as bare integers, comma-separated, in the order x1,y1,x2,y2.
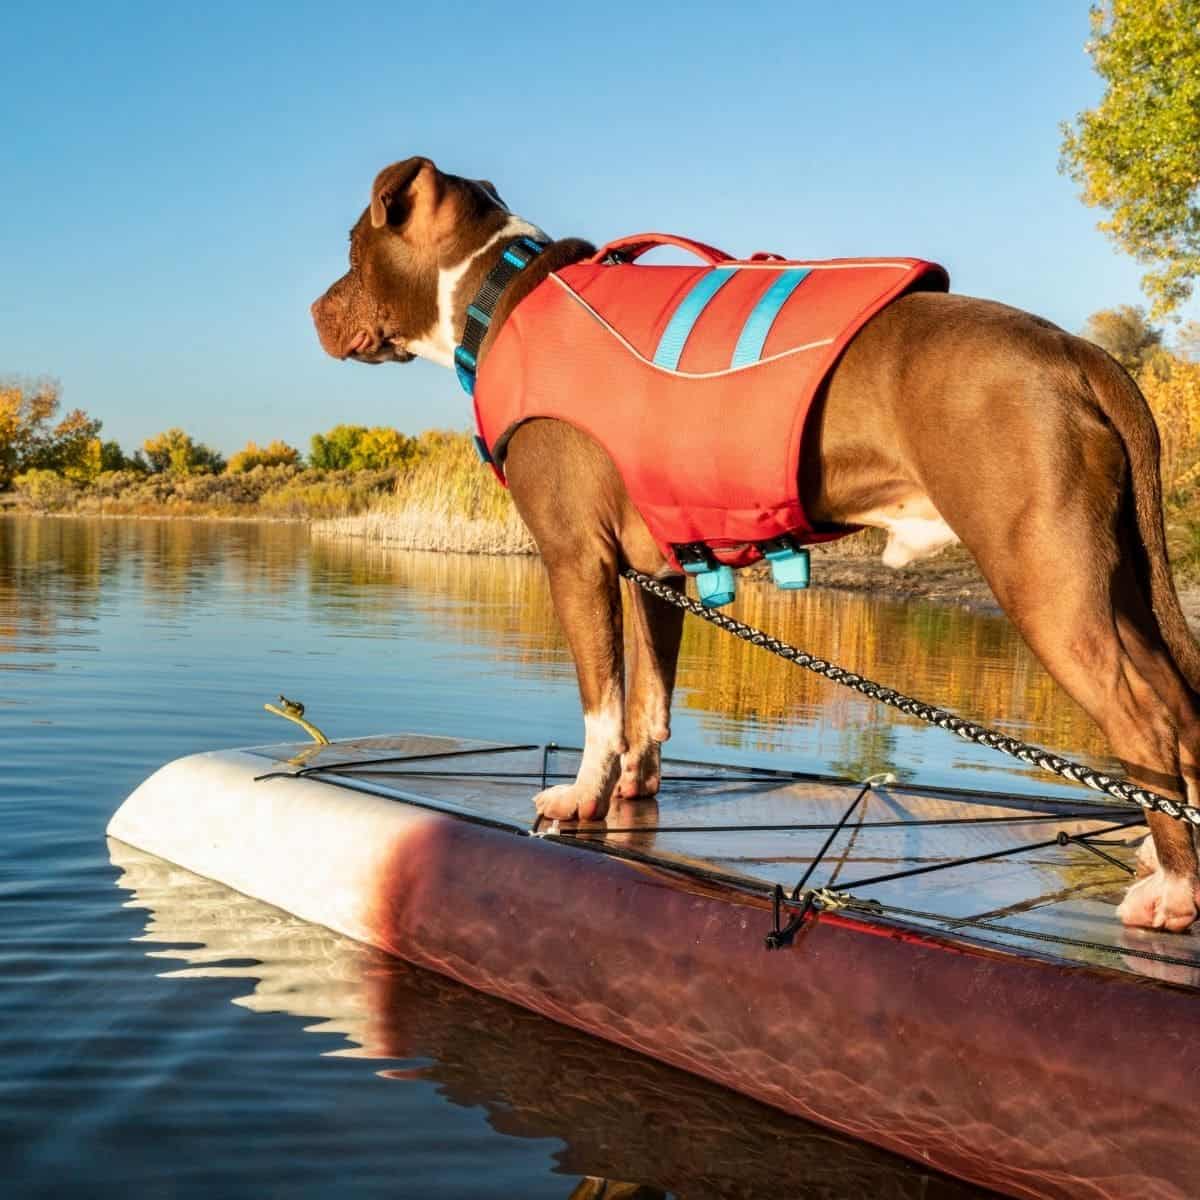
109,733,1200,1200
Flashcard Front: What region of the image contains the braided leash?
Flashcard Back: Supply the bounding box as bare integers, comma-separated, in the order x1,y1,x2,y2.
622,568,1200,828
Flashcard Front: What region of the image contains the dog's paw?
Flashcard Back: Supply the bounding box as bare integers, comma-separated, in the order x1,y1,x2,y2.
616,742,662,800
1116,868,1199,932
534,783,608,823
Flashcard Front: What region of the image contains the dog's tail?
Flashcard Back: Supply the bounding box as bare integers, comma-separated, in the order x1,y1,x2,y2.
1083,345,1200,693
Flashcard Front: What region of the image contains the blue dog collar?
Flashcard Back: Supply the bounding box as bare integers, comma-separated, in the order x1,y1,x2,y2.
454,235,546,397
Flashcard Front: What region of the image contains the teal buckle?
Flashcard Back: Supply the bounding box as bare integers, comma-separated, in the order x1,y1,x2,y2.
763,541,810,590
682,560,737,608
454,345,477,396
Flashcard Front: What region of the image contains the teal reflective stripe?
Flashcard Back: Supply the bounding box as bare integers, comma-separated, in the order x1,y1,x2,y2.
653,268,736,370
729,268,811,367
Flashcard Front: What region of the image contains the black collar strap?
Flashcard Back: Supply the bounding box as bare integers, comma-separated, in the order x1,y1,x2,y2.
454,235,546,396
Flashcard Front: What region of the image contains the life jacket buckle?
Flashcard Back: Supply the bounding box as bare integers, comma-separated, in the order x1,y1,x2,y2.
674,543,736,609
760,537,811,590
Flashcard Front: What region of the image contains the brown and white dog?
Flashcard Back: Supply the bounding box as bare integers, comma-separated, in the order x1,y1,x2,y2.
312,156,1200,932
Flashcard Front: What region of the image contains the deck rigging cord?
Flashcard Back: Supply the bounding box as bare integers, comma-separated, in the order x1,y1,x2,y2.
620,567,1200,828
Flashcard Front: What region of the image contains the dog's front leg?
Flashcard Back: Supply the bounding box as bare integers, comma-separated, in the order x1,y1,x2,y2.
618,576,685,799
535,553,626,822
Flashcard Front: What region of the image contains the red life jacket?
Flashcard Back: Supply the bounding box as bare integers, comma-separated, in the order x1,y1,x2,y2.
473,233,949,572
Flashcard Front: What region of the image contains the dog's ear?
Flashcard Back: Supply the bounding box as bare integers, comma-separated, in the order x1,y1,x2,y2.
369,157,443,232
477,179,505,206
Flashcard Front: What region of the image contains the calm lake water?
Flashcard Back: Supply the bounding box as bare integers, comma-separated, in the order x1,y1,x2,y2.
2,515,1113,1199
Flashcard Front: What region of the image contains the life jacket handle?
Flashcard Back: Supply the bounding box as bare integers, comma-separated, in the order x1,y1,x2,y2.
588,232,734,267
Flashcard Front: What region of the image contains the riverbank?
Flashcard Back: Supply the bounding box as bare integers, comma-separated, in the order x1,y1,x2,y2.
804,540,1200,632
5,431,531,551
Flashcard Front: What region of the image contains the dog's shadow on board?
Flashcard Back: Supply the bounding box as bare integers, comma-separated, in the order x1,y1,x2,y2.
110,839,988,1200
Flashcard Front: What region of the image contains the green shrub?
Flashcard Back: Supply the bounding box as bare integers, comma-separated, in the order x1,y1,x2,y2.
13,468,79,511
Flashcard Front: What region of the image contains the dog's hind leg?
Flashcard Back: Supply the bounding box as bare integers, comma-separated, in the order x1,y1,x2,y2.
618,576,685,799
978,512,1199,931
1103,536,1200,927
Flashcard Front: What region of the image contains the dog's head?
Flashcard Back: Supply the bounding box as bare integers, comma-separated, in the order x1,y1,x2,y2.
311,157,513,365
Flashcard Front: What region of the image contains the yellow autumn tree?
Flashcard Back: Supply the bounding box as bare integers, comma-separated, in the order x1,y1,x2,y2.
350,426,415,470
309,424,415,470
226,439,301,472
142,428,225,475
1138,356,1200,489
0,378,102,486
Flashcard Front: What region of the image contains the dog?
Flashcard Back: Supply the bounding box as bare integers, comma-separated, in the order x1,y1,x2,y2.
312,156,1200,932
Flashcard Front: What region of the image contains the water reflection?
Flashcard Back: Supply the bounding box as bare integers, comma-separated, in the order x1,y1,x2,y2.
307,537,1112,773
2,515,1115,786
109,839,988,1199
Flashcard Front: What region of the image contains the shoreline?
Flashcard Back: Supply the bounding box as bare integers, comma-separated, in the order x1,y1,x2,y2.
0,508,308,526
764,544,1002,611
801,544,1200,633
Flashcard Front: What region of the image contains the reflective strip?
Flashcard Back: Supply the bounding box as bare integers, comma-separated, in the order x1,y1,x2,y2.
729,268,811,367
652,268,736,370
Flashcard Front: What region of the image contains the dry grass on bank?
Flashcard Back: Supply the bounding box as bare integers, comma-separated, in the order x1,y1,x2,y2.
312,433,534,554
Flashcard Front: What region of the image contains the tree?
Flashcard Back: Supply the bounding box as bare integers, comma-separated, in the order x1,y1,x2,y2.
1081,305,1168,373
1137,355,1200,486
227,439,301,472
59,435,102,483
35,409,103,480
99,440,140,472
349,426,415,470
142,428,225,475
310,424,367,470
1059,1,1200,316
309,424,414,470
0,378,102,487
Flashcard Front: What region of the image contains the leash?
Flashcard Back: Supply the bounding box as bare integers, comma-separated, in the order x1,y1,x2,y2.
620,567,1200,828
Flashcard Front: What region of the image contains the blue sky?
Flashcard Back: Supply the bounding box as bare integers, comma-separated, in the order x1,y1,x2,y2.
1,1,1190,455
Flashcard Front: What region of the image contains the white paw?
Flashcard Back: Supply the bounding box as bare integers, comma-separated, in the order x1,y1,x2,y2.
1116,868,1199,932
533,783,607,822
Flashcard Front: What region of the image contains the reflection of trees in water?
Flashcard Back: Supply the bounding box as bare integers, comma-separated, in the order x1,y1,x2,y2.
830,722,900,782
308,539,566,648
2,514,309,604
0,516,108,664
2,520,1111,773
314,540,1110,767
0,517,314,667
131,517,309,604
676,585,1110,765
